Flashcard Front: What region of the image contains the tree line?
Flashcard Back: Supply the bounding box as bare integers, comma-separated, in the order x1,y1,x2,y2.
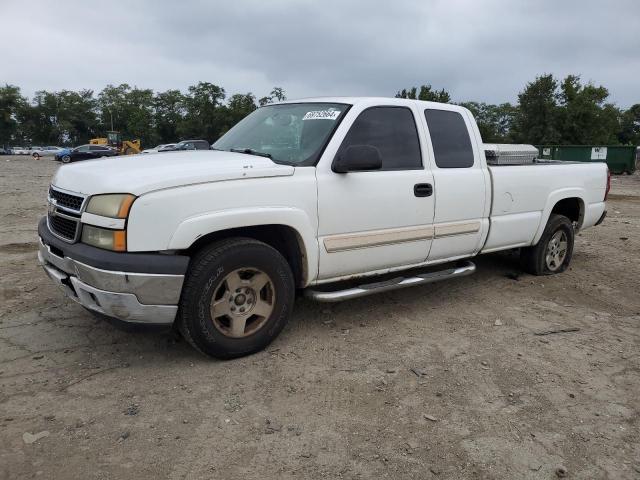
1,75,638,148
396,75,639,146
0,83,285,148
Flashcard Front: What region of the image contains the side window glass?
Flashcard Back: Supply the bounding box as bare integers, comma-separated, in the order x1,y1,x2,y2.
338,107,422,170
424,109,474,168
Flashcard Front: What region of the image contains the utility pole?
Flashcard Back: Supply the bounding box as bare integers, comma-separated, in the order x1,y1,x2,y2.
107,107,114,131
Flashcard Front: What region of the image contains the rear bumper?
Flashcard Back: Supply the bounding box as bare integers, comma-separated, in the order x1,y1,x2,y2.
38,217,188,325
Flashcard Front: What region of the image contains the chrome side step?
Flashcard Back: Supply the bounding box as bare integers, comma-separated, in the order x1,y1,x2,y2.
304,260,476,302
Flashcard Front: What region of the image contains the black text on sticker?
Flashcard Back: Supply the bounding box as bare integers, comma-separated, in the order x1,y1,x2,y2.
303,110,340,121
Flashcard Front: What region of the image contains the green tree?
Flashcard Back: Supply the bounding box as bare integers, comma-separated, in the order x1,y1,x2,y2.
227,93,257,127
54,89,98,145
97,84,131,133
556,75,620,144
0,84,24,146
396,84,451,103
511,74,561,144
179,82,227,141
153,89,185,144
460,102,516,142
125,87,155,146
618,104,640,145
24,90,59,144
97,84,155,145
258,87,287,106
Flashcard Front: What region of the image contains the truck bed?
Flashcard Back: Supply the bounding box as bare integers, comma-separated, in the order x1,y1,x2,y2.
481,161,607,253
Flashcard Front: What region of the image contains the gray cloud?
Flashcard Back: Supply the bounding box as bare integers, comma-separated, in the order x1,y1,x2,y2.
2,0,639,107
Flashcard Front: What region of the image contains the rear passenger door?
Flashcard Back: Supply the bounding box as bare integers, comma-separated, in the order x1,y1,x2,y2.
316,105,436,280
422,107,491,262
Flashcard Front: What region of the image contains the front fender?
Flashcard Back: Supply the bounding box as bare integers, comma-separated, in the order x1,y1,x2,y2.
168,207,319,284
532,188,585,244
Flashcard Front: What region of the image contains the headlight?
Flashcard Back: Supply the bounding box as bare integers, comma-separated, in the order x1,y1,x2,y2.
81,225,127,251
85,194,135,218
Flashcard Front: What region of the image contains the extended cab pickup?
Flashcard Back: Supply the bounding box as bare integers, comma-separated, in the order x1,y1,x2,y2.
38,97,609,358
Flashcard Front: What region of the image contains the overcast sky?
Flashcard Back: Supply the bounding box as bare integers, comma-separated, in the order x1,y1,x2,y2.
2,0,639,107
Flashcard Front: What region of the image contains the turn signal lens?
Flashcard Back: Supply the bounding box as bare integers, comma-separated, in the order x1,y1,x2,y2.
81,225,127,251
86,194,136,219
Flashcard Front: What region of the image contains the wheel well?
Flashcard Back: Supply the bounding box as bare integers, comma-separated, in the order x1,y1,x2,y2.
551,197,584,227
185,225,307,288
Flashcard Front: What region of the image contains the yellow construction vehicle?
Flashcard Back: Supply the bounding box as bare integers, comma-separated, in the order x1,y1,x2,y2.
90,131,141,155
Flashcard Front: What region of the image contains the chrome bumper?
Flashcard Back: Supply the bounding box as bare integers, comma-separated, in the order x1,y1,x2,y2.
38,238,183,324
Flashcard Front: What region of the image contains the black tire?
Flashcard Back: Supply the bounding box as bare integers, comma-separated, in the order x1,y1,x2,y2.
178,237,294,359
520,214,574,275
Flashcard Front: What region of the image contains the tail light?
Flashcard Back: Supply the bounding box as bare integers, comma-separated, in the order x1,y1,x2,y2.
604,168,611,201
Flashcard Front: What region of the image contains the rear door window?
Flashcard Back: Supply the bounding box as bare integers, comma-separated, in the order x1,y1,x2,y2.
424,109,474,168
338,106,422,170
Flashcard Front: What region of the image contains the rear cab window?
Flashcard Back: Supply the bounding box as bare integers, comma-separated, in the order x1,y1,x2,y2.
424,109,474,168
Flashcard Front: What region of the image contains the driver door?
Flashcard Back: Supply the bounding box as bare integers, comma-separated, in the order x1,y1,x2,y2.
316,105,435,280
75,145,91,160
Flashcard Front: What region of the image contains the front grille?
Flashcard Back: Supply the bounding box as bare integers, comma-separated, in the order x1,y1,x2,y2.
48,214,79,241
49,187,84,211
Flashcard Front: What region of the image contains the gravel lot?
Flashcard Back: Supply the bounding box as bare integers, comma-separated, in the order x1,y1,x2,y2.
1,155,639,479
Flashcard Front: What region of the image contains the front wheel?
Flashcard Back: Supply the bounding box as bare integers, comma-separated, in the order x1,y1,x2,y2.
178,237,295,359
520,214,574,275
61,155,71,163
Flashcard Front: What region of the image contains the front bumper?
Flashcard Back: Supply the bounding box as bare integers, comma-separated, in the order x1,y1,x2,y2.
38,218,189,325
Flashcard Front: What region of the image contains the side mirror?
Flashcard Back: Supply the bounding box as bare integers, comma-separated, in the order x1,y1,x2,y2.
332,145,383,173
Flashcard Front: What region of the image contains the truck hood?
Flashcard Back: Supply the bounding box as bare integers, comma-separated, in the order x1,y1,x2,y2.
51,150,295,196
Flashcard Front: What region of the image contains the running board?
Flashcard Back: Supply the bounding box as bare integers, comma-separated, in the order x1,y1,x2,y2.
304,260,476,302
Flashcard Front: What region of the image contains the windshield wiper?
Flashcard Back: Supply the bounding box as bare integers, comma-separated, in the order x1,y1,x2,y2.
230,147,272,159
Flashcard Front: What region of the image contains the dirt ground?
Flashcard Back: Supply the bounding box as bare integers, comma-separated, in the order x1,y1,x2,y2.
0,155,638,480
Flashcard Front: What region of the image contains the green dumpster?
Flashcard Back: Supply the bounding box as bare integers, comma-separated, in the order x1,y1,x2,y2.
537,145,637,174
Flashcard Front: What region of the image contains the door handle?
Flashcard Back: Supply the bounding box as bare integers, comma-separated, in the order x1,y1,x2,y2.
414,183,433,197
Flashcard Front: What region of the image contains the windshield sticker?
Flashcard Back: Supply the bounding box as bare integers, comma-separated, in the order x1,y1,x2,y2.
303,110,341,121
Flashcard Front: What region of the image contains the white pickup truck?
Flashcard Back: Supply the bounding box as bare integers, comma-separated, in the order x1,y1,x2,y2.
38,97,609,358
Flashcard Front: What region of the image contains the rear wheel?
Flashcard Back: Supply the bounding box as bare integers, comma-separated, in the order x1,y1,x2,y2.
178,237,294,359
520,214,574,275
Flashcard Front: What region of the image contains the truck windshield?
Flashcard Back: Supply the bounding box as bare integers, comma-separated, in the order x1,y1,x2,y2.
213,103,349,166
